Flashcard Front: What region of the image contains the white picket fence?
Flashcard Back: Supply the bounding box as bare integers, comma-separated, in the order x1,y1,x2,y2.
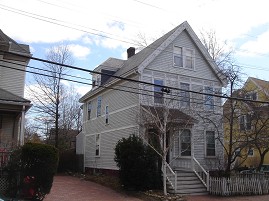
209,173,269,196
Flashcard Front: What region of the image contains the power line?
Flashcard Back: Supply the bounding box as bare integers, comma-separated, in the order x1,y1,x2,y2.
2,2,269,66
1,50,269,105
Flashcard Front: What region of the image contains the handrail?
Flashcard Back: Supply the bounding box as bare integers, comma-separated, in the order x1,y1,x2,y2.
162,162,177,193
193,157,209,190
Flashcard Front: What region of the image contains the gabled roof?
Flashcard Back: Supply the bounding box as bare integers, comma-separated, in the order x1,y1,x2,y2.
248,77,269,96
0,29,30,55
80,21,227,102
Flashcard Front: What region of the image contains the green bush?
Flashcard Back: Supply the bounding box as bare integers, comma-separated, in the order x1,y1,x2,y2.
114,135,161,190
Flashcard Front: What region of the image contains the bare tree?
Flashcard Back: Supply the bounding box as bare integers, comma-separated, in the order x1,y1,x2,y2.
27,44,76,148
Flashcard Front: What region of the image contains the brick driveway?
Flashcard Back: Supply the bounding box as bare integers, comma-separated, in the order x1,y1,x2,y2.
44,175,142,201
45,175,269,201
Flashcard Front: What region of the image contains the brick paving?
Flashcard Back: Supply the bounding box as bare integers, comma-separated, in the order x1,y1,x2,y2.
44,175,142,201
45,175,269,201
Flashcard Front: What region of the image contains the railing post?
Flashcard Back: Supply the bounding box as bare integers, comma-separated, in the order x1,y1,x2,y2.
207,173,210,191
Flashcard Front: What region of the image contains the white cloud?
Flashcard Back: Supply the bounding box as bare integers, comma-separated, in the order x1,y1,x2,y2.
75,85,91,95
68,44,91,59
238,29,269,57
2,0,269,48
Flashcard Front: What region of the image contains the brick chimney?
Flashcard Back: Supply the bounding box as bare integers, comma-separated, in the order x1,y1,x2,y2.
127,47,135,58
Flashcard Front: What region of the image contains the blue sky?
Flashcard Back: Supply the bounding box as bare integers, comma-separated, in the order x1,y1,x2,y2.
1,0,269,96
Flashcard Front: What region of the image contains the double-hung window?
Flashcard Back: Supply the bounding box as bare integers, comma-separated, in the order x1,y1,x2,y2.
245,92,257,100
204,87,214,110
154,79,164,104
173,46,195,69
239,114,251,131
186,49,194,69
180,83,190,107
87,102,92,120
173,46,183,67
97,96,102,117
95,134,100,156
206,131,215,156
105,105,109,124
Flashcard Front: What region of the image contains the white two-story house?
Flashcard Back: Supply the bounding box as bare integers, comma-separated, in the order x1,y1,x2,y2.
0,29,32,150
79,21,227,194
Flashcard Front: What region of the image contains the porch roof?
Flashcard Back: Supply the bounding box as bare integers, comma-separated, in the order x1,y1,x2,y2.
0,88,32,112
141,105,198,125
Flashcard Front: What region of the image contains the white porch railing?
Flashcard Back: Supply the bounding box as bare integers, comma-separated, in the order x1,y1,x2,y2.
192,157,209,191
164,162,177,193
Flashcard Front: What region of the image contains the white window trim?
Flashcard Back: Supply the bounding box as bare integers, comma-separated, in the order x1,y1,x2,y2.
205,130,216,158
173,45,195,70
204,86,214,111
95,134,101,157
97,96,102,117
153,78,165,105
105,105,109,124
87,101,91,120
179,82,190,108
239,114,251,131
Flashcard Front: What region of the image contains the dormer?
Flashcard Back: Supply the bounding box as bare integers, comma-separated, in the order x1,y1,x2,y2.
91,58,125,90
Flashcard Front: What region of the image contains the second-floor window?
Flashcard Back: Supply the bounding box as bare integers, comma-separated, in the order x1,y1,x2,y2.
105,105,109,124
154,79,164,104
180,83,190,107
239,114,251,131
97,96,102,117
87,102,92,120
204,87,214,110
206,131,215,157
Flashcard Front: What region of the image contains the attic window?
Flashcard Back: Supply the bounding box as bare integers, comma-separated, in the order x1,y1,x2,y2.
173,46,195,69
245,92,257,100
173,46,183,67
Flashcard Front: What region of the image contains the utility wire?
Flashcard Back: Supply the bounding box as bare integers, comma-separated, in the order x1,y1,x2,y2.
1,2,269,66
1,50,269,105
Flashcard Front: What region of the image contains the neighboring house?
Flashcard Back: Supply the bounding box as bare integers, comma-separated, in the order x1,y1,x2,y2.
79,21,227,194
0,29,32,150
224,77,269,170
47,128,79,150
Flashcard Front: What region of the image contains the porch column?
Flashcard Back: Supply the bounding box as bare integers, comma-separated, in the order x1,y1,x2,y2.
20,106,25,145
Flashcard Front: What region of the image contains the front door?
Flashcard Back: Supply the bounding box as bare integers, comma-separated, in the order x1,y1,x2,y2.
172,129,192,169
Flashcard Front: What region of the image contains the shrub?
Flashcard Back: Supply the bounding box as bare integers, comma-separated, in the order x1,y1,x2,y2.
19,143,59,200
114,135,160,190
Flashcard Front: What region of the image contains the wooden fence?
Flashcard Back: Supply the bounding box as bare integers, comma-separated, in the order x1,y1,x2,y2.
209,173,269,196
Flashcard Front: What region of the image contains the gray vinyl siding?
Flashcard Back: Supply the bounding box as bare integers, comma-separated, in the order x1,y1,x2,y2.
83,76,140,170
140,30,224,170
145,30,219,83
0,59,27,97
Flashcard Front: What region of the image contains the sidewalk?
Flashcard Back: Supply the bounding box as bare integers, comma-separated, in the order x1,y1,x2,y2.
44,175,142,201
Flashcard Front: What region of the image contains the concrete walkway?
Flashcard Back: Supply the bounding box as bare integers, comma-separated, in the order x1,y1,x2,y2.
44,175,142,201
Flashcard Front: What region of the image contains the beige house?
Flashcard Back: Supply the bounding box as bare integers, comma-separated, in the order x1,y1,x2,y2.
0,29,31,149
79,21,227,194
